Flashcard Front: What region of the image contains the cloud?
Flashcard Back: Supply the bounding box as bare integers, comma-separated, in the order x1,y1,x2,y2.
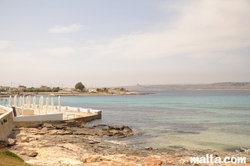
44,47,75,57
0,41,11,50
219,55,250,64
82,0,250,63
48,24,86,34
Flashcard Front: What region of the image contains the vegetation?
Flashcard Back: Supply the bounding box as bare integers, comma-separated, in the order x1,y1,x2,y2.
75,82,85,91
21,85,60,92
0,150,30,166
95,87,127,93
0,88,7,92
96,88,109,93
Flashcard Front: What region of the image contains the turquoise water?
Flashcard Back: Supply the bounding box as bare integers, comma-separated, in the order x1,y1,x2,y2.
4,90,250,151
59,90,250,151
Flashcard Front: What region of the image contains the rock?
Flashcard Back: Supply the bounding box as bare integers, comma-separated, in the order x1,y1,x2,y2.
20,151,26,155
73,128,101,136
55,130,72,135
82,155,106,163
43,123,53,129
145,147,153,150
39,127,48,135
41,127,48,132
92,124,106,127
142,156,163,166
28,128,40,134
57,131,66,135
49,130,58,135
102,130,113,137
26,151,38,157
64,131,73,135
21,137,29,143
113,131,126,138
102,125,113,130
89,141,100,144
123,126,134,136
54,124,67,130
7,138,17,146
114,125,125,130
29,137,36,141
123,126,132,131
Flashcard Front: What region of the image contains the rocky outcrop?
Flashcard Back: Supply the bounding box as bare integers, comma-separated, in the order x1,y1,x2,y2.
98,124,134,138
18,123,136,138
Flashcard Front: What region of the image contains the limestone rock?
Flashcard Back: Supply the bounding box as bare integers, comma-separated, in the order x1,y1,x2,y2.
123,126,134,136
49,130,58,135
102,125,113,130
92,124,106,127
102,130,113,137
92,124,98,127
89,141,100,144
28,128,40,134
142,156,163,166
39,127,49,135
21,137,29,143
82,155,108,163
113,131,126,138
145,147,153,150
43,123,54,129
54,124,64,129
114,125,125,130
7,138,17,146
20,151,26,155
26,151,38,157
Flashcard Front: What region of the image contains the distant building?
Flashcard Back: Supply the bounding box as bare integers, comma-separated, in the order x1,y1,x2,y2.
0,86,10,91
88,88,97,93
60,88,75,92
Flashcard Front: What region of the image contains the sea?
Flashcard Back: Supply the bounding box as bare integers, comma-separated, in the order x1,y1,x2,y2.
3,90,250,151
60,90,250,151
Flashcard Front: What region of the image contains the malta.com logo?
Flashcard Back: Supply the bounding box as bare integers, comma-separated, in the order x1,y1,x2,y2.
190,154,246,164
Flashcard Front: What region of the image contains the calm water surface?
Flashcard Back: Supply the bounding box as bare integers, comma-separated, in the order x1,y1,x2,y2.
60,90,250,151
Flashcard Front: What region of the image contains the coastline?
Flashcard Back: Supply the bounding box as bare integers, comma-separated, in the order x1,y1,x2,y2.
4,122,250,166
0,91,152,98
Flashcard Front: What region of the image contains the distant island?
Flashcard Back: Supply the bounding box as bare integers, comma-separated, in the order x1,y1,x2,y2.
0,82,149,97
124,82,250,91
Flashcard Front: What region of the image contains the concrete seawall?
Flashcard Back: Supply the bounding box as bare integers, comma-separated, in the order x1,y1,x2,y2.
0,106,14,141
14,113,101,128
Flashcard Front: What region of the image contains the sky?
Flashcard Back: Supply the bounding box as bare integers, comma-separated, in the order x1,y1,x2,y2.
1,0,250,88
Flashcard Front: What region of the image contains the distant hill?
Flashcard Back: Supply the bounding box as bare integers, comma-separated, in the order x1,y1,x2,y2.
124,82,250,91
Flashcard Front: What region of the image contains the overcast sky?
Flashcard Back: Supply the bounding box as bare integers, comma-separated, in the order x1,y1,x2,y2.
1,0,250,88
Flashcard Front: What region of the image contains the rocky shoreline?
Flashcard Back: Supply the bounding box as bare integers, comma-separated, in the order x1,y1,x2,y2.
1,122,250,166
